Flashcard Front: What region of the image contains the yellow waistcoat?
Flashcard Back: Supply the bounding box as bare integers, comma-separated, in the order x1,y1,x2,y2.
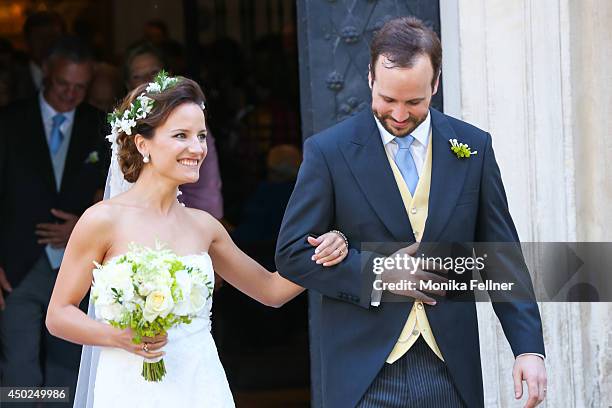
384,131,444,364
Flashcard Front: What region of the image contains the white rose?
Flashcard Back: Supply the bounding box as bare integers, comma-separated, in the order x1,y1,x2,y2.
137,280,156,297
172,270,192,316
96,302,125,322
172,300,189,316
103,264,134,302
143,289,174,322
174,270,192,297
93,290,126,322
107,263,132,284
94,261,132,287
188,285,207,315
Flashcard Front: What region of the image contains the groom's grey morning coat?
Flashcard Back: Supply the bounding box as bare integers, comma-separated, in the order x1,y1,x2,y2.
275,108,545,407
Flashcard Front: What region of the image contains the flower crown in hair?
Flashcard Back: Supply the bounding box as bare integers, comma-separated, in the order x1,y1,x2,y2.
106,70,205,149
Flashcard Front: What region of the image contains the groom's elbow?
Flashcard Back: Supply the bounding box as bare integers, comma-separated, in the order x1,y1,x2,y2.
274,242,294,279
275,252,303,284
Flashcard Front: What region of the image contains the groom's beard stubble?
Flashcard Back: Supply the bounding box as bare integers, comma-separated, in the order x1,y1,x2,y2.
372,108,428,138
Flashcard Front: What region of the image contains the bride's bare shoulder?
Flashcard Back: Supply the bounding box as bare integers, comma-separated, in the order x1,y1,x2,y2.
77,200,124,232
182,207,224,234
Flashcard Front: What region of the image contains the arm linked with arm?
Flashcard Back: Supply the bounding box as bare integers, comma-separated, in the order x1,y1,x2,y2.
275,137,378,309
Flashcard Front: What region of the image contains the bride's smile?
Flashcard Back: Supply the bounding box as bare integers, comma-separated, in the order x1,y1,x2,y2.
178,158,200,166
136,102,208,186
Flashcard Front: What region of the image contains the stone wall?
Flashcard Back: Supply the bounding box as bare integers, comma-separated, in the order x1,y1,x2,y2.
440,0,612,406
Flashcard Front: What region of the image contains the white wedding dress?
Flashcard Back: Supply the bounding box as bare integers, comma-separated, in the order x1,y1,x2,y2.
89,253,235,408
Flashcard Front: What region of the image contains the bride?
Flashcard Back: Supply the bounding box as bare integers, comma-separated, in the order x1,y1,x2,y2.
45,74,348,407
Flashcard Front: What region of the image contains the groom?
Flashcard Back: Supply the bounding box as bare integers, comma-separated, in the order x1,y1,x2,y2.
275,17,547,408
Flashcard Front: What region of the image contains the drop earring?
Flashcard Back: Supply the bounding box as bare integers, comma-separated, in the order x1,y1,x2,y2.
143,154,150,163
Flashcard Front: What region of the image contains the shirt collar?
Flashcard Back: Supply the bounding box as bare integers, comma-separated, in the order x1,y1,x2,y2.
39,90,76,125
374,110,431,147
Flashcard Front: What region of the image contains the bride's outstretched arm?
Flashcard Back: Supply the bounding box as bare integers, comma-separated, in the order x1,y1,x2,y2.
46,204,166,359
208,218,346,308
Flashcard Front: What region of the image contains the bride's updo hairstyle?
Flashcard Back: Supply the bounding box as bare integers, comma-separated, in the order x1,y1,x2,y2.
114,76,206,182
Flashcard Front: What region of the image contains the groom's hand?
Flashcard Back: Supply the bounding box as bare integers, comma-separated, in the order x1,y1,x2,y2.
513,354,547,407
380,243,449,305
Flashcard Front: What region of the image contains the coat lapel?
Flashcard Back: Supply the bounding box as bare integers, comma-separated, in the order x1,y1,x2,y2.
339,111,414,243
422,109,470,242
60,105,90,193
28,99,57,193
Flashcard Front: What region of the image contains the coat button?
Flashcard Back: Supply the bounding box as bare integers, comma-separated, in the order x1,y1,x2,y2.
411,207,417,214
417,303,424,310
412,329,419,336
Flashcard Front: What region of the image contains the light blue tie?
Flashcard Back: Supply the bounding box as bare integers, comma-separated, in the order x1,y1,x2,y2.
393,135,419,195
49,114,66,155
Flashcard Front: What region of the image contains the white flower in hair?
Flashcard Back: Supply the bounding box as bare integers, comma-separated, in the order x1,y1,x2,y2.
106,70,179,149
136,96,154,118
146,82,161,93
162,76,179,89
120,118,137,135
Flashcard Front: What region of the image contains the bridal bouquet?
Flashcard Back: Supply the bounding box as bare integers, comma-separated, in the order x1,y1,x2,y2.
91,243,214,381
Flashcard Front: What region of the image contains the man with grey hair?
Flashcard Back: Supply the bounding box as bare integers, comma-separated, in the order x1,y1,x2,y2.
0,36,108,405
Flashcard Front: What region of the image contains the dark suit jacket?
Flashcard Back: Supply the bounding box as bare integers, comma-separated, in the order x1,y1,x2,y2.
275,109,545,408
0,96,110,287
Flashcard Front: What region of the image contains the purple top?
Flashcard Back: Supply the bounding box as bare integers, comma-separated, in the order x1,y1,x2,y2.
179,133,223,218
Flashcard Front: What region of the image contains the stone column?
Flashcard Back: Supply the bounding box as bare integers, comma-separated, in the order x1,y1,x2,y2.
440,0,612,406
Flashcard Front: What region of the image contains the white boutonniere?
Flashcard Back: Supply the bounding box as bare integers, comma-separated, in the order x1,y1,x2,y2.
85,150,100,164
449,139,477,158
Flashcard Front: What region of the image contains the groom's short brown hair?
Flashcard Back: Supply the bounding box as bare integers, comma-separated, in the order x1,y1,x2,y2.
370,16,442,88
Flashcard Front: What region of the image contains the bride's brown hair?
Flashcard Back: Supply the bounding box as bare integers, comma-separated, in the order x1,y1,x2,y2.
114,77,207,183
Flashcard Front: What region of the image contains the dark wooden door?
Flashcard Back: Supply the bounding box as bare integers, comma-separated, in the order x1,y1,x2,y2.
297,0,442,138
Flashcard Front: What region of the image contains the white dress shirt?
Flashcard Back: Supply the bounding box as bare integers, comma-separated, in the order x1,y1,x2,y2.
39,91,75,188
39,91,75,269
374,111,431,176
370,113,431,307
